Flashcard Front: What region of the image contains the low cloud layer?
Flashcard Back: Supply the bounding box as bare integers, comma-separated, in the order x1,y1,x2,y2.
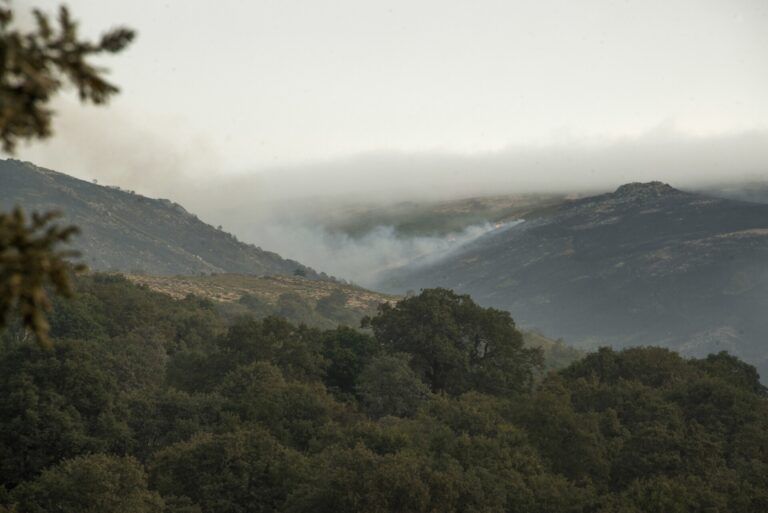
200,128,768,284
237,126,768,204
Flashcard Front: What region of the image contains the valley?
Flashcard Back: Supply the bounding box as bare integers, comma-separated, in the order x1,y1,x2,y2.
5,157,767,377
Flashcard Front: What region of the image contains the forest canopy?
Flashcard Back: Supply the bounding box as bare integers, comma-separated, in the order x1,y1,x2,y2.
0,276,766,513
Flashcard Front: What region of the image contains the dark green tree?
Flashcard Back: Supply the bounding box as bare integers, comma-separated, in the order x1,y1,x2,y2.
283,444,434,513
315,290,359,325
0,340,129,485
320,326,379,397
276,292,316,325
150,429,308,513
10,454,163,513
356,354,432,418
365,288,542,395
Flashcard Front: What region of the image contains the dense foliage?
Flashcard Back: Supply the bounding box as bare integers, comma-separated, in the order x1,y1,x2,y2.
1,275,766,512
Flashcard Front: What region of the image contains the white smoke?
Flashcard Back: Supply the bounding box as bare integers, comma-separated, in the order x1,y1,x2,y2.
242,221,518,287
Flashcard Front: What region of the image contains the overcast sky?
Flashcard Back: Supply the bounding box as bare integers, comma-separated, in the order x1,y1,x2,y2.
6,0,768,199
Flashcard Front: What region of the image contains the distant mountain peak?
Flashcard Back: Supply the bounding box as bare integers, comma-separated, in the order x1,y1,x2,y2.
613,181,680,198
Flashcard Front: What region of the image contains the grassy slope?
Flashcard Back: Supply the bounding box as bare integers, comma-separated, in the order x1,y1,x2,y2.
125,273,396,308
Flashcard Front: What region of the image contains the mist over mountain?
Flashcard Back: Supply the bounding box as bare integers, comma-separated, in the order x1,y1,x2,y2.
4,158,768,373
0,159,320,278
13,127,768,287
699,181,768,205
378,182,768,378
236,194,567,286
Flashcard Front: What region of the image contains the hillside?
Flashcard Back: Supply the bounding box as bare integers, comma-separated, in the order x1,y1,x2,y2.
0,159,319,277
379,182,768,377
700,181,768,205
124,272,398,329
305,193,570,239
125,273,391,306
122,272,581,367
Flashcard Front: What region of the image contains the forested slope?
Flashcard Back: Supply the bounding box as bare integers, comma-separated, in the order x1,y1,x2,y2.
0,275,766,513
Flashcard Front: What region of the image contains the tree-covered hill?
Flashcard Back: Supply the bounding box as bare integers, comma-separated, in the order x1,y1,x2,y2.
1,276,766,513
0,159,320,278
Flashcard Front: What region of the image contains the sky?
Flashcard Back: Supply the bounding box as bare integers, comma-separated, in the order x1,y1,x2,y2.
5,0,766,178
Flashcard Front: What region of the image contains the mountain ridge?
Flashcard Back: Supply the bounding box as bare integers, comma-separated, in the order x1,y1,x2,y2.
0,159,322,278
378,181,768,378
